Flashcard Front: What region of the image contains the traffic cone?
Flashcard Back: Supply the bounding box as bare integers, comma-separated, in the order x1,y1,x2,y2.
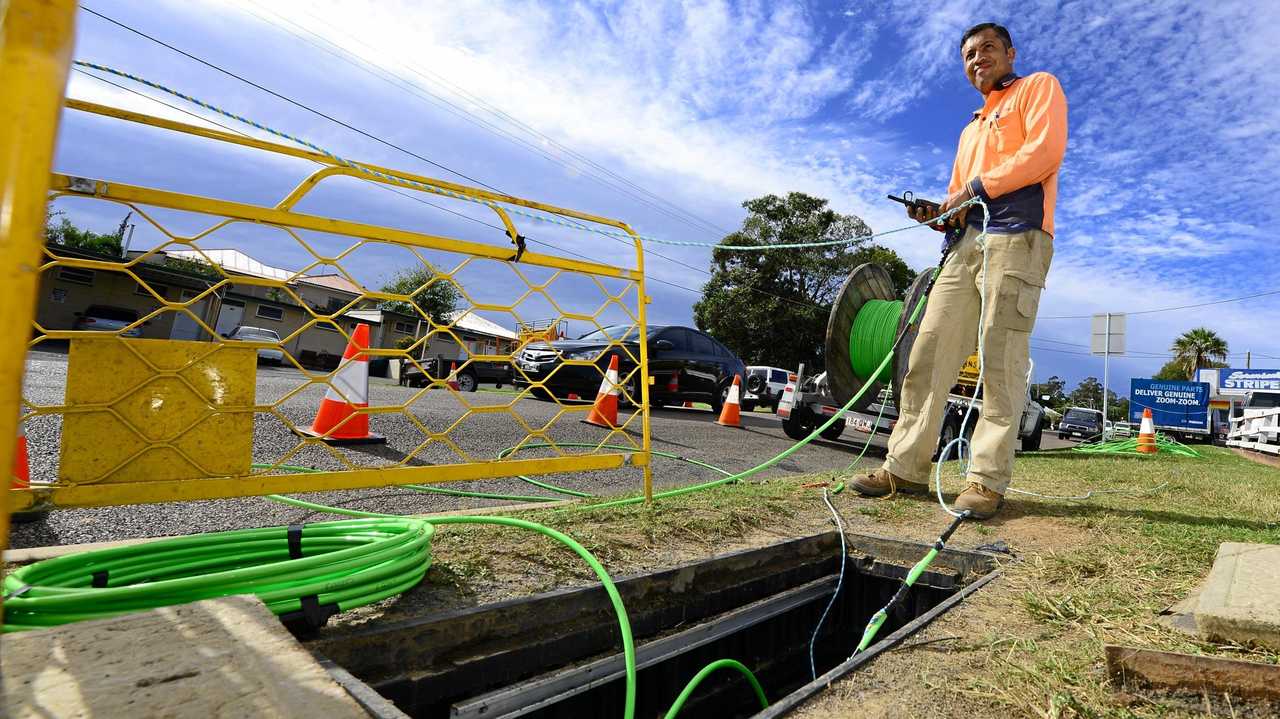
666,370,679,393
1136,408,1157,454
447,361,461,391
12,417,29,490
582,355,620,428
297,323,385,445
716,374,744,428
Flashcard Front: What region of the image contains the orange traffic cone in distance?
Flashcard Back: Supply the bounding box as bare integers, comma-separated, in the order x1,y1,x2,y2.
1136,407,1157,454
666,371,679,393
299,323,385,445
716,374,743,428
582,355,621,428
447,361,461,391
12,418,30,489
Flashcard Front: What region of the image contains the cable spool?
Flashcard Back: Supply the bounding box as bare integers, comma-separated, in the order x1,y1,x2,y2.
824,264,899,411
889,269,936,409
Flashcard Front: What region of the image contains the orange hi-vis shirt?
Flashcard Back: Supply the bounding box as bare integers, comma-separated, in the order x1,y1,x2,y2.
950,71,1068,236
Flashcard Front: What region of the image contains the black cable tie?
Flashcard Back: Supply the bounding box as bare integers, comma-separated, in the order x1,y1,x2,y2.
5,583,32,599
511,233,527,262
279,594,339,633
91,570,109,588
287,523,304,559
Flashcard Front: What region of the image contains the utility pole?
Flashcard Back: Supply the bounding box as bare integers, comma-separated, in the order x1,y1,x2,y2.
1102,313,1110,429
1246,350,1251,369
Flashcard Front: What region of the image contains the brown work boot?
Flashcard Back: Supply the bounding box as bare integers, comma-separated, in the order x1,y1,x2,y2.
850,468,928,497
954,482,1004,519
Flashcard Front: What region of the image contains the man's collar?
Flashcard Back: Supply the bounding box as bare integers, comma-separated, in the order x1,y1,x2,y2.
971,72,1022,117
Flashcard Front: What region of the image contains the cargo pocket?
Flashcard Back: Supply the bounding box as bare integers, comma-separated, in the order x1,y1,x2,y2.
997,271,1043,332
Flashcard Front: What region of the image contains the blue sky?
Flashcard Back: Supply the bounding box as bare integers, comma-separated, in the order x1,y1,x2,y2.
53,0,1280,397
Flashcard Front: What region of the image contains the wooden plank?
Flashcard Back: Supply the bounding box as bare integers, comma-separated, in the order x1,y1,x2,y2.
1105,644,1280,700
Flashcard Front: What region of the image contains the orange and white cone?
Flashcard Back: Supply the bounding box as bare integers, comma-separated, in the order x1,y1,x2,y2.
1136,407,1157,454
12,417,30,490
298,323,385,445
582,355,621,428
716,374,744,428
447,361,461,391
666,370,680,394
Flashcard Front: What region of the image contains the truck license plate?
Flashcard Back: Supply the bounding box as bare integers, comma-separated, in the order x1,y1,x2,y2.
851,418,872,433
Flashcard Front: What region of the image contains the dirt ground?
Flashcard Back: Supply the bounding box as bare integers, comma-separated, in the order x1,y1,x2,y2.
331,444,1279,718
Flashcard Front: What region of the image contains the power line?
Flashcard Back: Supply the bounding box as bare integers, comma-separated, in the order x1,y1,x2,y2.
250,1,735,239
80,6,829,317
1040,288,1280,319
81,5,504,193
72,67,801,317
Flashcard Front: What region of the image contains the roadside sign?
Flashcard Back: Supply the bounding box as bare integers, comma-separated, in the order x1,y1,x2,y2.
1090,313,1126,355
1218,368,1280,395
1130,379,1210,430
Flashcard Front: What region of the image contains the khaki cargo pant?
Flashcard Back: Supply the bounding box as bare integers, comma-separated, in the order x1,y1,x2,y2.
882,225,1053,495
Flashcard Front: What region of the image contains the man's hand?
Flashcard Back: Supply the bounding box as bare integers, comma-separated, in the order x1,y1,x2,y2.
906,202,947,233
938,186,974,229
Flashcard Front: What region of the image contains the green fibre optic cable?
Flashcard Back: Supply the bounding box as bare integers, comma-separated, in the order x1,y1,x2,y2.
663,658,769,718
852,509,969,654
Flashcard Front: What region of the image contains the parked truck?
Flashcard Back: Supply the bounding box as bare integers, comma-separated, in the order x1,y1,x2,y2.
1129,378,1212,443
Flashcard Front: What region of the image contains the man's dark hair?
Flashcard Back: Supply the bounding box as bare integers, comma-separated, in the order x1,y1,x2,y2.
960,23,1012,51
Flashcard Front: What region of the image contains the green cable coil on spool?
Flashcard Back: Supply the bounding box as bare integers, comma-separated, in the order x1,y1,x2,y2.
848,299,904,384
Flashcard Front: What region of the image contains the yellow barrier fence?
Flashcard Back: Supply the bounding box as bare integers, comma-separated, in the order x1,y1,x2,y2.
4,5,654,515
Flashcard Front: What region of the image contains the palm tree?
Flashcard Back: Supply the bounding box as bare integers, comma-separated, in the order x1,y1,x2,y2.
1170,327,1229,380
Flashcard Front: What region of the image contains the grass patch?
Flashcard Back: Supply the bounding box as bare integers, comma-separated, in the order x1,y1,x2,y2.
413,445,1278,716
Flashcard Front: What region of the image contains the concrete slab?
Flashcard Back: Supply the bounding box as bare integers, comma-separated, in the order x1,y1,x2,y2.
2,595,370,719
1196,542,1280,651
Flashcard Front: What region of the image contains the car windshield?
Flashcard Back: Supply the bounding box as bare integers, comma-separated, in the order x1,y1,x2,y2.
1064,409,1100,423
575,325,652,342
234,328,280,342
86,306,138,322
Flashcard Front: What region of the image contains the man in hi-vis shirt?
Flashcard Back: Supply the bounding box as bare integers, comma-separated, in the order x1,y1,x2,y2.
852,22,1068,519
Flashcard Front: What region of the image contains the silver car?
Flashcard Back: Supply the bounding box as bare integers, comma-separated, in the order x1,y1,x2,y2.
225,326,285,365
72,304,146,337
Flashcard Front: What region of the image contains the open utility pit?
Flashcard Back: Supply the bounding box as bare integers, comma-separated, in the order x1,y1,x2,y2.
308,532,998,719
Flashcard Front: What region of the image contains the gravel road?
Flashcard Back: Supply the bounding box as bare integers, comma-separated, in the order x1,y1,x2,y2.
10,350,887,549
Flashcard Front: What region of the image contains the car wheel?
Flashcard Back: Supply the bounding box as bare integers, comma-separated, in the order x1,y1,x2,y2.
458,372,478,393
819,418,846,441
782,412,814,441
1021,418,1044,451
711,382,730,414
935,415,961,461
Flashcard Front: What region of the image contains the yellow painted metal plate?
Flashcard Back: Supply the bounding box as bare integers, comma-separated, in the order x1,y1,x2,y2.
60,338,256,484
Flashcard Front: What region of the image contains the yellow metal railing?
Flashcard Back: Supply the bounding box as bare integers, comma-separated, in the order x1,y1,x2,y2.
4,5,654,515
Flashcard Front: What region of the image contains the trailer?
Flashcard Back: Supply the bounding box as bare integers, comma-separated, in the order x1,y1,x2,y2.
776,361,1047,456
1129,378,1212,443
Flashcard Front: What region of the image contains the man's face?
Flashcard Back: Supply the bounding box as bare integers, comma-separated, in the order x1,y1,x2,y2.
961,29,1016,94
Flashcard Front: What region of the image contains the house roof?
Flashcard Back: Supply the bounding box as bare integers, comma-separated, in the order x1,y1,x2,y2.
300,273,364,295
449,310,517,340
166,249,295,282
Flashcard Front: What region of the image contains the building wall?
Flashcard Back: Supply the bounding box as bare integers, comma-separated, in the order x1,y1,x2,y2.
35,266,192,339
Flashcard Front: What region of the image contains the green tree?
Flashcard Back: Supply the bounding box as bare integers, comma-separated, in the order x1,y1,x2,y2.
1068,376,1104,409
1169,327,1229,380
378,267,460,325
45,209,127,257
1031,374,1068,410
693,192,914,371
1152,358,1188,381
1110,396,1130,422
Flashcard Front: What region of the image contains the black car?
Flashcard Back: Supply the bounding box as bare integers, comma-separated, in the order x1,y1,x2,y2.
1058,407,1103,441
400,356,512,392
512,324,747,411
